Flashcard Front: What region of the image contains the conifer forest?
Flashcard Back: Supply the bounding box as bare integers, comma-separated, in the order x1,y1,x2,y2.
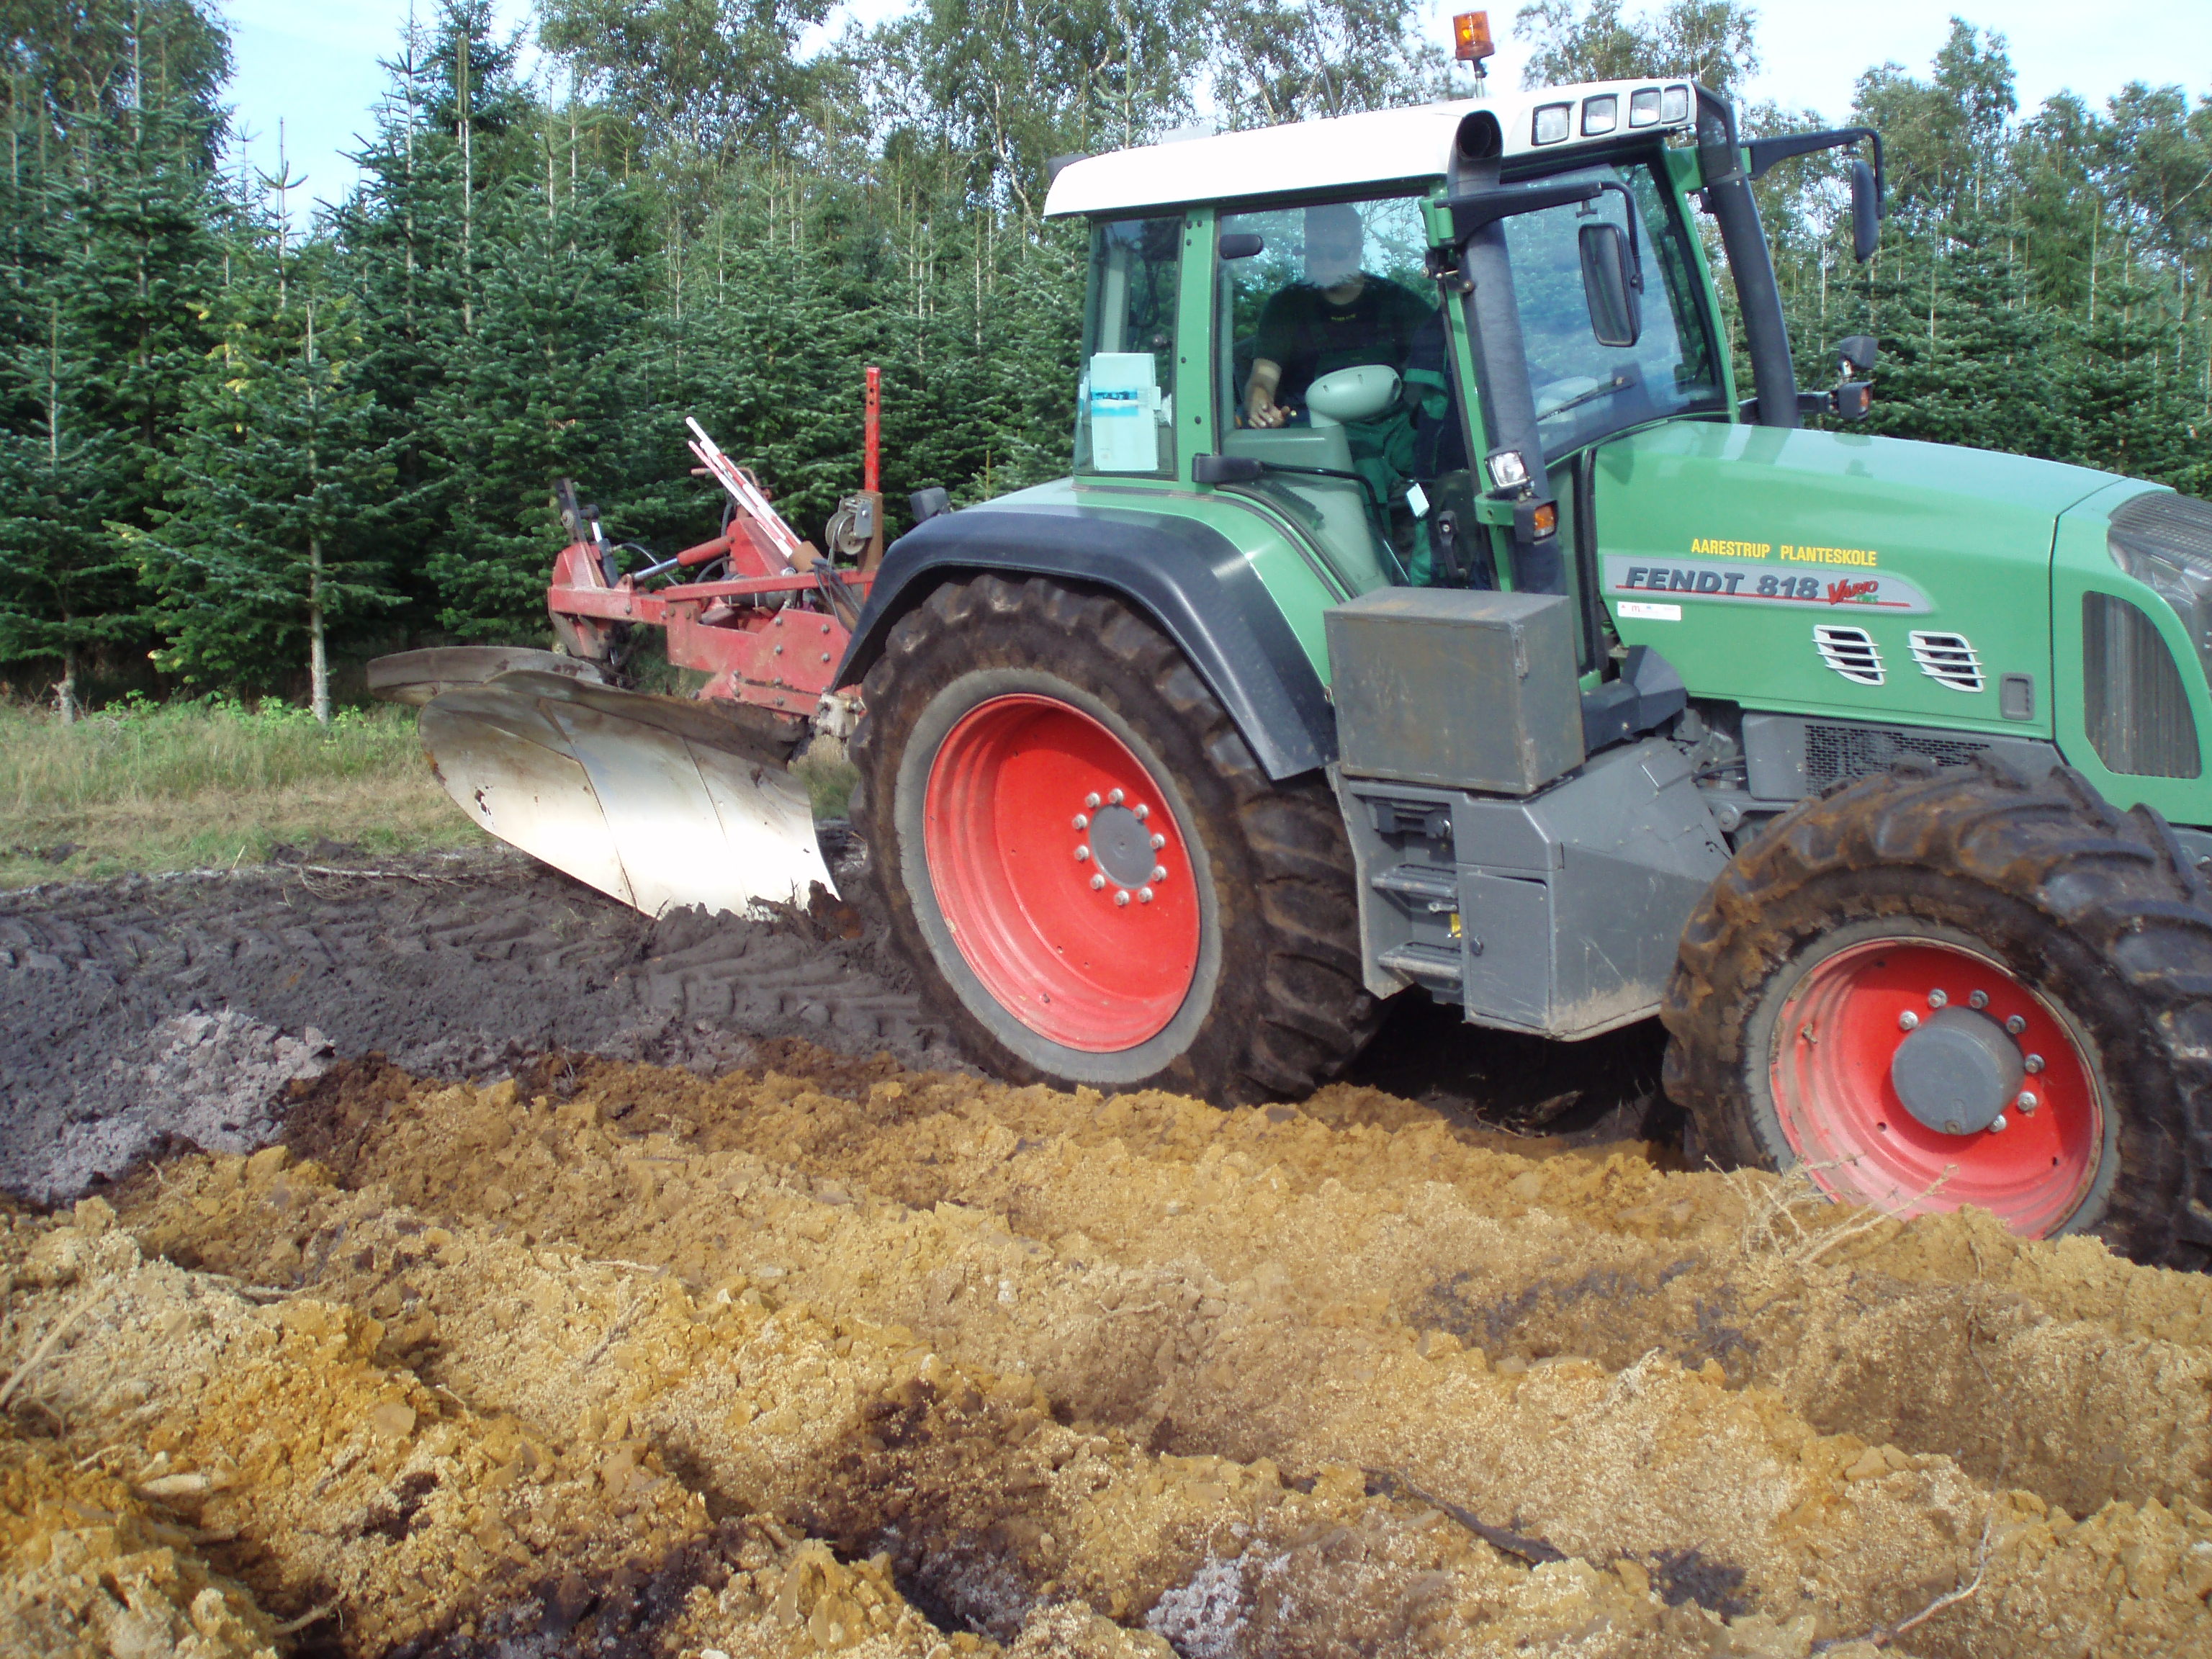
2,0,2207,716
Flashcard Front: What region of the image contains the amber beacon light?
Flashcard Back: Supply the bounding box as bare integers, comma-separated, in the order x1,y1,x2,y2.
1453,11,1495,63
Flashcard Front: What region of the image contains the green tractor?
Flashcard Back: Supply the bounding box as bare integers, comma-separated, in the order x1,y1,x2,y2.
837,80,2212,1266
387,73,2212,1267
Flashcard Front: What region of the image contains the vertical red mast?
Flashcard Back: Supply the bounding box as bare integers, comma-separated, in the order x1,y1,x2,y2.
861,365,885,569
863,365,881,495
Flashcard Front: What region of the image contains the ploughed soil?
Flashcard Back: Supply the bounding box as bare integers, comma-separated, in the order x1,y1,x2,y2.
6,855,2212,1655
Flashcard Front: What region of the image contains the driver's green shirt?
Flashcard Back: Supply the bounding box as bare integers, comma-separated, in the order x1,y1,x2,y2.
1254,274,1434,404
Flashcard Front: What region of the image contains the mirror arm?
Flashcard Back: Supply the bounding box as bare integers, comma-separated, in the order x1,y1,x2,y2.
1447,176,1606,237
1589,179,1642,289
1746,126,1885,217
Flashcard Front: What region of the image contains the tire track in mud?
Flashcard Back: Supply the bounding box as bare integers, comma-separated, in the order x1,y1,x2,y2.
55,1049,2212,1657
0,852,940,1205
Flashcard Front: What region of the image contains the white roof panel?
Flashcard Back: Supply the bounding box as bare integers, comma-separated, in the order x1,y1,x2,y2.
1043,81,1697,219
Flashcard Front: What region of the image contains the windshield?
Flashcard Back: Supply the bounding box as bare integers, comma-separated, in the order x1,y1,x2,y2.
1501,161,1722,457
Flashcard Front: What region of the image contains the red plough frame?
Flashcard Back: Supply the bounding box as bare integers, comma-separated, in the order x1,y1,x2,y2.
546,370,884,724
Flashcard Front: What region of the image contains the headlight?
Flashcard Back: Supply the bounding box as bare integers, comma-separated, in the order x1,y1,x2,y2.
2108,491,2212,685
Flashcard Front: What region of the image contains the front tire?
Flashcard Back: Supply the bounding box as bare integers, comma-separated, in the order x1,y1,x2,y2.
851,575,1377,1101
1663,760,2212,1265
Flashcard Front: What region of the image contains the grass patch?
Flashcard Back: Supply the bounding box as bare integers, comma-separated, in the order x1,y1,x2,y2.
0,697,477,887
792,732,858,821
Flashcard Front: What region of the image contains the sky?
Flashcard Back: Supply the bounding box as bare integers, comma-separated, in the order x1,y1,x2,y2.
221,0,2212,222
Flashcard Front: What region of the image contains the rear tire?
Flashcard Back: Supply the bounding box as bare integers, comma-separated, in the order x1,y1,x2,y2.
851,575,1377,1101
1663,759,2212,1265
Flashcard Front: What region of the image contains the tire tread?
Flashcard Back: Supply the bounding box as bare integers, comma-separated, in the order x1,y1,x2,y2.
1663,757,2212,1265
853,576,1378,1102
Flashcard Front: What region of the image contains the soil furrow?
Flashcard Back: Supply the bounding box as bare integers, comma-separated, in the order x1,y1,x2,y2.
99,1058,2212,1656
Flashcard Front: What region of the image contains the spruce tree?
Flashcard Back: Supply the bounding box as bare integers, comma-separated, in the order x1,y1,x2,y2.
130,184,397,714
0,1,228,711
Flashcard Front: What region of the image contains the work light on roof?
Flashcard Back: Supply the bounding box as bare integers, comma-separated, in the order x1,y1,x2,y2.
1629,88,1663,126
1583,94,1619,135
1533,104,1571,145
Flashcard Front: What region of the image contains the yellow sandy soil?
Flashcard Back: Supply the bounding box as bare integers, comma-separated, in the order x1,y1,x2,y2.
9,1046,2212,1655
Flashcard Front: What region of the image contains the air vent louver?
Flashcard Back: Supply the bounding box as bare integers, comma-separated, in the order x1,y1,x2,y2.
1908,631,1984,692
1814,624,1884,685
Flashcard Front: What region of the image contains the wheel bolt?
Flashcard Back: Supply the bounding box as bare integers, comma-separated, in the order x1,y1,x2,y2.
1990,1112,2009,1133
1899,1010,1920,1032
1138,886,1154,904
1928,989,1948,1009
1151,865,1167,882
1114,889,1130,907
1133,804,1149,821
2018,1091,2038,1113
1108,788,1124,805
1085,793,1101,809
2005,1015,2026,1035
1073,814,1089,830
1075,845,1090,862
2024,1054,2044,1074
1089,873,1105,891
1969,989,1989,1010
1151,833,1166,850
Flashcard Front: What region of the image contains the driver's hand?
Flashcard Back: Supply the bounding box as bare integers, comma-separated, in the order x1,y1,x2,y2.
1245,387,1287,428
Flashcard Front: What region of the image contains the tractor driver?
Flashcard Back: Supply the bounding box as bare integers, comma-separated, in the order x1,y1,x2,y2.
1243,202,1434,429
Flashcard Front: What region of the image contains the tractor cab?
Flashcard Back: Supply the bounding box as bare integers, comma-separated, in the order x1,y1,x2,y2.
1046,77,1878,684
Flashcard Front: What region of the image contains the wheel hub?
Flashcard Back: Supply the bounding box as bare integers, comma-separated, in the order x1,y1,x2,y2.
1890,1007,2025,1136
1085,803,1159,889
1769,937,2103,1236
923,694,1200,1053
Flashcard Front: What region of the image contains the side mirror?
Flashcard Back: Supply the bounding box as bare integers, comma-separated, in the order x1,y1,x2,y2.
1218,232,1264,260
1837,335,1877,377
1849,158,1880,262
1578,220,1641,348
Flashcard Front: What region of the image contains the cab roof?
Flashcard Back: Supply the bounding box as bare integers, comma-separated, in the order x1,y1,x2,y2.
1042,81,1698,220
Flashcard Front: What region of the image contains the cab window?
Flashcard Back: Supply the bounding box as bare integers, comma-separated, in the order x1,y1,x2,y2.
1074,216,1181,477
1501,161,1722,457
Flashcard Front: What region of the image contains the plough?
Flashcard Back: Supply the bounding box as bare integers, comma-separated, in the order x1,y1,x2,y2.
369,369,888,913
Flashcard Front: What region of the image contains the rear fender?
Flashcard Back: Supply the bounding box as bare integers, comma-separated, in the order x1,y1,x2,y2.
835,502,1336,781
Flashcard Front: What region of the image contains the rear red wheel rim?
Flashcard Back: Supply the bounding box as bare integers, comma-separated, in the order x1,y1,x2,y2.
924,695,1200,1051
1771,938,2103,1236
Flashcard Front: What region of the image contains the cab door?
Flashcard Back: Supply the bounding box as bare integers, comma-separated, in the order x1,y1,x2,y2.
1460,153,1732,671
1213,194,1442,595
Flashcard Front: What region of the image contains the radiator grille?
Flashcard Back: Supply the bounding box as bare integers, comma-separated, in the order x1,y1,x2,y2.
1813,624,1884,685
1908,630,1984,693
2083,590,2201,778
1805,723,1991,791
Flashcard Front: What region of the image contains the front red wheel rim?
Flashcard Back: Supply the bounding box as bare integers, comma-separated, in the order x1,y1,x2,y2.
1771,938,2103,1236
924,695,1200,1052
